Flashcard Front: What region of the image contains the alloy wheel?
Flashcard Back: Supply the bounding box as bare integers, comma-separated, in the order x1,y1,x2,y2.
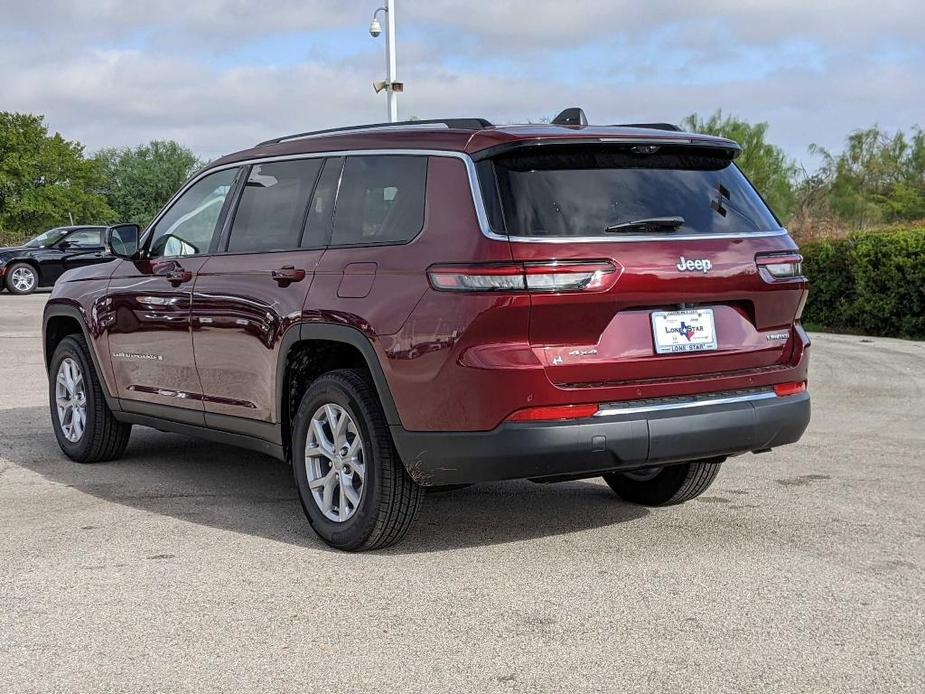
55,357,87,443
304,403,366,522
11,266,36,293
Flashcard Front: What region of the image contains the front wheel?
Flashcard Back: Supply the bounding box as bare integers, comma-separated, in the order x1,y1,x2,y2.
6,262,38,294
603,458,724,506
292,369,422,551
49,335,132,462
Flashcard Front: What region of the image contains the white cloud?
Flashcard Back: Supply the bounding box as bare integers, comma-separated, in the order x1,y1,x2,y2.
0,1,921,165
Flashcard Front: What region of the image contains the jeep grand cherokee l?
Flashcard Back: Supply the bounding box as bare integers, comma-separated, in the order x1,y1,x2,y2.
42,111,811,551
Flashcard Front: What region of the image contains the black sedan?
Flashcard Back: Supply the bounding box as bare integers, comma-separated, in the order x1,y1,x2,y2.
0,226,114,295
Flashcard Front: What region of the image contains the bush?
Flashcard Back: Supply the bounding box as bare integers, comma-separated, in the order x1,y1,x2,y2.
802,227,925,338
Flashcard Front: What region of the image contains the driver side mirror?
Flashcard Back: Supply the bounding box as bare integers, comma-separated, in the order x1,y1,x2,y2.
106,224,141,259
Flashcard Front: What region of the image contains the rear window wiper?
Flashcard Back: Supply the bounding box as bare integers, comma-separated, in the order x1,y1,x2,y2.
605,216,685,233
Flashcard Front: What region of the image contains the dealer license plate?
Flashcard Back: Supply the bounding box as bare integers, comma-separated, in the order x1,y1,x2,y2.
651,309,718,354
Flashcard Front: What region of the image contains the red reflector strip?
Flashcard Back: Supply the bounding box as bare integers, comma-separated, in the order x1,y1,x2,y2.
773,381,806,397
506,403,599,422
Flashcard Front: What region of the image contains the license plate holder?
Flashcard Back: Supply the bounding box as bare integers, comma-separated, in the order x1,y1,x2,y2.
651,308,718,354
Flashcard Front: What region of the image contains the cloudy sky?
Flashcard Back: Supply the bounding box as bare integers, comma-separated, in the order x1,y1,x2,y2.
2,1,922,166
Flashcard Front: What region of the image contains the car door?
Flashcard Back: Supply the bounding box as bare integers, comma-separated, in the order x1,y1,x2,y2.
105,168,240,423
59,228,112,275
192,157,338,427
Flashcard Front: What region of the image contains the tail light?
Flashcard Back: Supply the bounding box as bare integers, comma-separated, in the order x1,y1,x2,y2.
756,253,804,281
773,381,806,397
428,261,618,293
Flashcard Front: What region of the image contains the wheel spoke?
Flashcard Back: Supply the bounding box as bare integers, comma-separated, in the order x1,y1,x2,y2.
332,408,349,444
305,442,334,460
308,469,334,490
338,476,347,519
61,362,72,392
311,418,334,456
324,404,342,440
343,478,361,507
321,473,337,514
66,361,78,393
73,409,85,440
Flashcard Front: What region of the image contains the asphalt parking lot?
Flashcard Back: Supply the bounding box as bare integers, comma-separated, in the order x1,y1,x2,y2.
1,292,922,693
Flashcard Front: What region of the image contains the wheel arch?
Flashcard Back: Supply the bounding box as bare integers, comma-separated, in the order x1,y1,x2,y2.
278,324,402,453
43,303,120,412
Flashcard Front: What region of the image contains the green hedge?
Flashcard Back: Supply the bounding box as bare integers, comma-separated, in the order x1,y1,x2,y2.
801,227,925,338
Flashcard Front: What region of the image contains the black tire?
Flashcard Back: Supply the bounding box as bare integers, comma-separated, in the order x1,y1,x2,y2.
49,335,131,463
292,368,422,551
5,262,39,294
603,458,724,506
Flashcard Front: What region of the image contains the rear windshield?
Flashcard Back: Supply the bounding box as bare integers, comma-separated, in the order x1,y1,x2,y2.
478,145,781,237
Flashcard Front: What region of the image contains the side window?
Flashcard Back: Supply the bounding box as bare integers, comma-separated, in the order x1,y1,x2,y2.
302,157,343,248
226,159,322,253
65,229,103,247
331,155,427,246
148,168,238,258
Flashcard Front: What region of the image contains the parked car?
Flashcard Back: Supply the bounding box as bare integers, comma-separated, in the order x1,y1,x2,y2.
42,110,811,551
0,225,112,294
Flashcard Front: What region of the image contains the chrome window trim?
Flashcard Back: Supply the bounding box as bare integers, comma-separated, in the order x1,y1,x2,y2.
594,390,778,417
140,148,790,249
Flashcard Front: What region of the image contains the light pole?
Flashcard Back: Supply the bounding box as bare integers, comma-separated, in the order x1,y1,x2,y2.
369,1,400,122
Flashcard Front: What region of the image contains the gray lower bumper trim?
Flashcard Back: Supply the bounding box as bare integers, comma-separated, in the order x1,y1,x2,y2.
392,392,811,486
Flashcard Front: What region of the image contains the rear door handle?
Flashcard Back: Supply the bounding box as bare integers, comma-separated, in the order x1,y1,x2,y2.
272,266,306,286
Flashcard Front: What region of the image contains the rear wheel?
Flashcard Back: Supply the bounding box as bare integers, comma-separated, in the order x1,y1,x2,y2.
292,369,422,551
6,263,38,294
49,335,132,462
603,458,724,506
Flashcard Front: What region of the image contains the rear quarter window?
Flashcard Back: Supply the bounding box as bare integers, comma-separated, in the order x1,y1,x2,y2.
479,145,781,237
331,155,427,246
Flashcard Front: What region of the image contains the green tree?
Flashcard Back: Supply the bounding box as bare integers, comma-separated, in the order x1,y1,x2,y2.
95,141,202,226
0,112,114,242
680,111,798,221
808,126,925,228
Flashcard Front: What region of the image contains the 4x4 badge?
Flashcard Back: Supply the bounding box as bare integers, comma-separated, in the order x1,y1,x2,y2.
676,256,713,273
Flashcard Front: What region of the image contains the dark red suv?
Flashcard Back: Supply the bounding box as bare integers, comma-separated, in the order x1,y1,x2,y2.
43,111,811,550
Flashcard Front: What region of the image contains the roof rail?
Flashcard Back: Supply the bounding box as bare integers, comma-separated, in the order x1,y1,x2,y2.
257,118,494,147
614,122,683,132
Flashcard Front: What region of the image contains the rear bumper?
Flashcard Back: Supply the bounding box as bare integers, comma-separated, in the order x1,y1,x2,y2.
392,391,810,486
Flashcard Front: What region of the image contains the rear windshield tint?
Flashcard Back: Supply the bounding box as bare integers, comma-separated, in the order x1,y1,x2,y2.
478,145,781,237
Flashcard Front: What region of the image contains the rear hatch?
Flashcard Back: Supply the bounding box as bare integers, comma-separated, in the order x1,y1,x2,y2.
475,141,807,389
